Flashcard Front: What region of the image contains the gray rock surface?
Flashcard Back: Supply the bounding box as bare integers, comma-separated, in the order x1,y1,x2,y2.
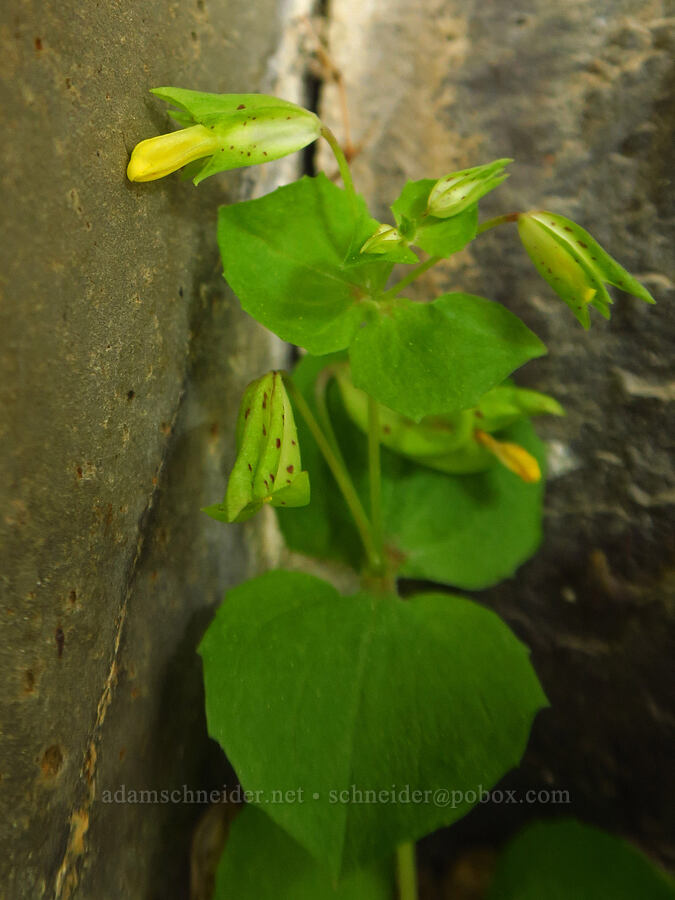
320,0,674,867
0,1,307,896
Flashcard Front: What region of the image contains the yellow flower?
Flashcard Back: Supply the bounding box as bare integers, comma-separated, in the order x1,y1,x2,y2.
127,87,322,185
127,125,219,182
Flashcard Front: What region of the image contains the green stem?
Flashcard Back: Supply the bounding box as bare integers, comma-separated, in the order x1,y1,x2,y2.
314,366,346,463
476,211,519,235
321,125,358,214
367,395,383,567
396,842,418,900
380,255,441,300
283,374,381,572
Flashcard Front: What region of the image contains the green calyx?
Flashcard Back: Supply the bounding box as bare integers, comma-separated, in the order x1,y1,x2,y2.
127,88,321,185
359,223,419,264
335,363,562,477
427,158,512,219
517,211,655,328
203,372,310,523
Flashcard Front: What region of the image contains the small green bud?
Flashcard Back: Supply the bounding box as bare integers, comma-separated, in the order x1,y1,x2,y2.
127,88,321,185
517,211,655,328
427,158,512,218
359,223,419,264
203,372,309,523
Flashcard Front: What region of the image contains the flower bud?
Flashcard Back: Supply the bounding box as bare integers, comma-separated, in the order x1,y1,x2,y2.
427,158,512,218
127,87,322,185
335,364,554,480
361,224,405,254
517,211,655,328
335,364,474,459
359,224,419,264
203,372,309,523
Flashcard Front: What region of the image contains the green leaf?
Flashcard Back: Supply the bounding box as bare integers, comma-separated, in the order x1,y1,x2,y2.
214,806,393,900
277,354,546,589
200,570,546,876
487,820,675,900
382,419,546,588
391,178,478,257
349,293,547,421
218,174,392,354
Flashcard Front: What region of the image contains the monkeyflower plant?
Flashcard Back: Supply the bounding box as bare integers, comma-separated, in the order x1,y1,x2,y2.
127,88,664,900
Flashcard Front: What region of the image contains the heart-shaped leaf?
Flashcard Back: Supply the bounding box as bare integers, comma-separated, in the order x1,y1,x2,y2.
214,806,393,900
349,293,546,421
487,819,675,900
200,570,546,875
218,174,392,354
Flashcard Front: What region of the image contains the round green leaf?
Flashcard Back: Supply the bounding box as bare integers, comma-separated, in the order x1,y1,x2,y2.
217,174,392,354
487,819,675,900
383,418,545,589
200,570,547,876
349,293,547,421
214,806,393,900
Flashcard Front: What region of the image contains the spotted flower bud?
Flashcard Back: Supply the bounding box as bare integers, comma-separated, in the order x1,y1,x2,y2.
203,372,309,523
427,158,512,218
127,87,322,185
517,211,655,329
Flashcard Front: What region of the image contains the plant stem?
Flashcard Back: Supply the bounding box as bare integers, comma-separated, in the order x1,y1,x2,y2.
314,365,346,462
396,842,418,900
476,211,519,234
321,125,358,214
367,395,383,567
283,374,381,572
380,255,441,300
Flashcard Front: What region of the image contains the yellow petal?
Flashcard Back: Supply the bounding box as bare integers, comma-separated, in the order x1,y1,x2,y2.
474,429,541,483
127,124,219,182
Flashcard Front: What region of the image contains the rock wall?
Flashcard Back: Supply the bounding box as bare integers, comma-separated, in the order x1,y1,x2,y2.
0,1,308,896
319,0,674,871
